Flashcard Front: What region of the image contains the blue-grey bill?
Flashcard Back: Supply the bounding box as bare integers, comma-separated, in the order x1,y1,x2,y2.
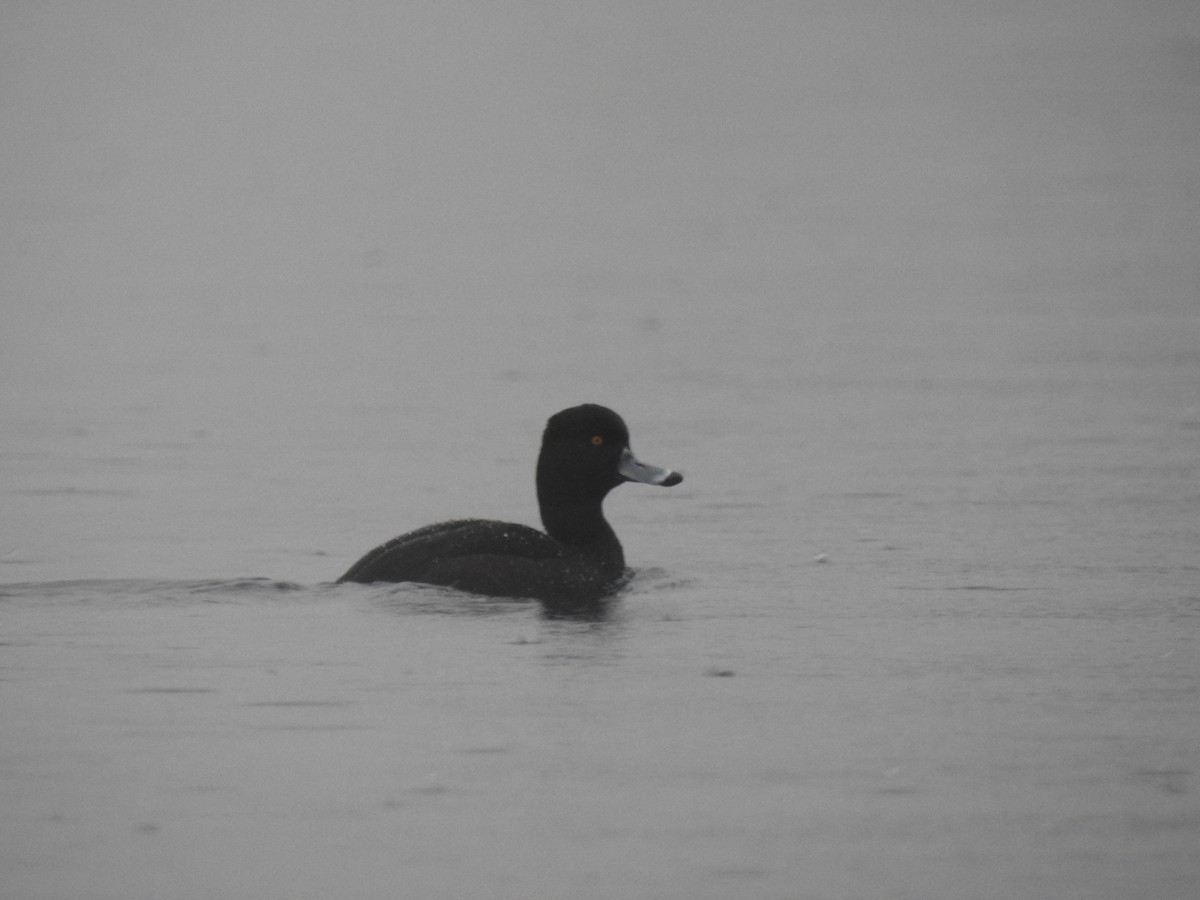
618,447,683,487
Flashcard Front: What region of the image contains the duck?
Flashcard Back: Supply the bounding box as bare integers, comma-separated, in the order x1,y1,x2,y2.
337,404,683,601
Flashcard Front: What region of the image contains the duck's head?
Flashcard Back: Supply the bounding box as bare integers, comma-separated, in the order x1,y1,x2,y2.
536,404,683,511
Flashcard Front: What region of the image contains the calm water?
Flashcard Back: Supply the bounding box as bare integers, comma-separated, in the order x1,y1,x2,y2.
2,2,1198,898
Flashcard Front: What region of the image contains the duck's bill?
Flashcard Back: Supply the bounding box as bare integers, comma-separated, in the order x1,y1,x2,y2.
618,447,684,487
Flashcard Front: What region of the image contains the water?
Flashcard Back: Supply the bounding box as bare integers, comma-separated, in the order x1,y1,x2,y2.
2,2,1198,898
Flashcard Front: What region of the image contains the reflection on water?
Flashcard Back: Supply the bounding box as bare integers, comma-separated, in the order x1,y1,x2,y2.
363,582,532,618
538,597,614,623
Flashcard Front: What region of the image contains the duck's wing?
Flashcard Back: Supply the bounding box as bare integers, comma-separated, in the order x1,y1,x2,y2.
336,519,560,585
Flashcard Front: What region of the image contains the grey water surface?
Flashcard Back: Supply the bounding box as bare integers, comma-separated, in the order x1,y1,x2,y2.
2,2,1198,899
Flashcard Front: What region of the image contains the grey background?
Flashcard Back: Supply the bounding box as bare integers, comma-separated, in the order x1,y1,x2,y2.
2,2,1198,898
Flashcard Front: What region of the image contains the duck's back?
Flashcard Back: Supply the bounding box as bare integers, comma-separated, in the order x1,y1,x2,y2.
336,519,624,600
337,519,555,583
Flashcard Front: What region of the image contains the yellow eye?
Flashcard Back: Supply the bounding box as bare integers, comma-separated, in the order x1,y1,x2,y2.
591,435,604,446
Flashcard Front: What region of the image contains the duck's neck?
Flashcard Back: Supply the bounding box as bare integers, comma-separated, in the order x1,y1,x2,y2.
540,500,621,556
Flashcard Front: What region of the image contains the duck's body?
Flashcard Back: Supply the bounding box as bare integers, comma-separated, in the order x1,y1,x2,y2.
337,404,682,601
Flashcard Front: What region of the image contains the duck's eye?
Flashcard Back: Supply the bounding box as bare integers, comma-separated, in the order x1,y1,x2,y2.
590,435,604,446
